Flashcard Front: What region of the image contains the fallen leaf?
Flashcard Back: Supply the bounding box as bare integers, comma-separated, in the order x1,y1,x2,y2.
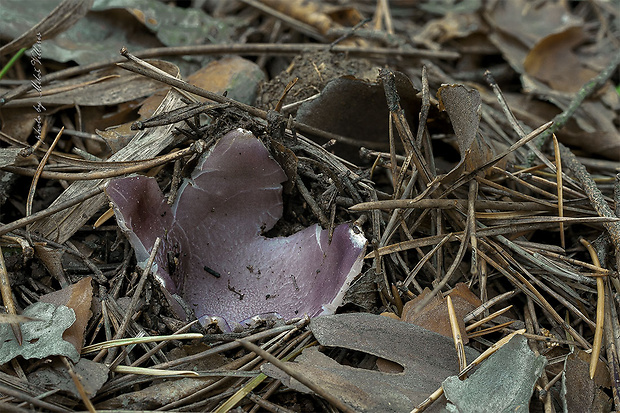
185,56,265,105
524,26,598,93
561,349,612,413
39,277,93,353
28,358,108,399
0,302,79,364
262,313,480,412
400,283,481,344
295,72,428,157
33,245,67,288
437,84,495,181
0,0,238,66
485,0,581,49
107,128,366,330
442,334,546,413
0,0,92,57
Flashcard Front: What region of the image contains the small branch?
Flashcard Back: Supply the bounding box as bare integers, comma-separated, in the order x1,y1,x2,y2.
562,144,620,252
0,185,105,236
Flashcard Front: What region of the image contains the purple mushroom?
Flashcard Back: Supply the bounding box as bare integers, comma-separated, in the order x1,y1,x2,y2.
106,129,366,330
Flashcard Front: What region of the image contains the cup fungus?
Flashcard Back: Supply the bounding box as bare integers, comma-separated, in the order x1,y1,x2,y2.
106,128,366,330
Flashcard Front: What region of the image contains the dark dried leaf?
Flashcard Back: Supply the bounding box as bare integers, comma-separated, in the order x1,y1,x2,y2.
400,283,481,344
562,349,612,413
437,84,494,179
262,313,480,413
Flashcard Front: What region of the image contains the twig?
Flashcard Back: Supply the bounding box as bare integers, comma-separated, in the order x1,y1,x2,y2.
368,216,617,259
26,127,63,218
580,238,606,379
0,185,105,236
351,198,567,213
0,384,70,413
563,144,620,253
478,243,591,349
604,280,620,406
552,135,565,249
94,238,161,363
466,321,515,338
408,214,471,317
2,141,201,181
447,296,467,371
0,245,21,345
465,305,513,332
464,290,517,323
401,234,451,290
295,175,329,228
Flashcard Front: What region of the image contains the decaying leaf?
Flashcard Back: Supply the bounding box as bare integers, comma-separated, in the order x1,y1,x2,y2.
0,0,93,57
33,245,67,288
561,349,612,413
399,283,481,344
442,334,546,413
185,56,265,105
295,72,427,157
28,358,108,399
106,128,366,330
523,26,598,93
437,84,495,181
484,0,583,74
0,0,237,66
262,313,480,413
0,302,79,364
39,277,93,353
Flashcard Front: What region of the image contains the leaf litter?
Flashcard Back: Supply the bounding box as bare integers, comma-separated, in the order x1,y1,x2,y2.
0,0,619,412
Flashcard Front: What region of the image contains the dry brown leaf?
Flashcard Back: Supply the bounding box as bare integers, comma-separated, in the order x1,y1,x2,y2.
400,283,481,344
437,84,495,179
28,358,108,399
39,277,93,353
485,0,582,49
259,0,361,36
33,245,67,287
562,349,612,412
185,56,265,105
524,26,598,93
